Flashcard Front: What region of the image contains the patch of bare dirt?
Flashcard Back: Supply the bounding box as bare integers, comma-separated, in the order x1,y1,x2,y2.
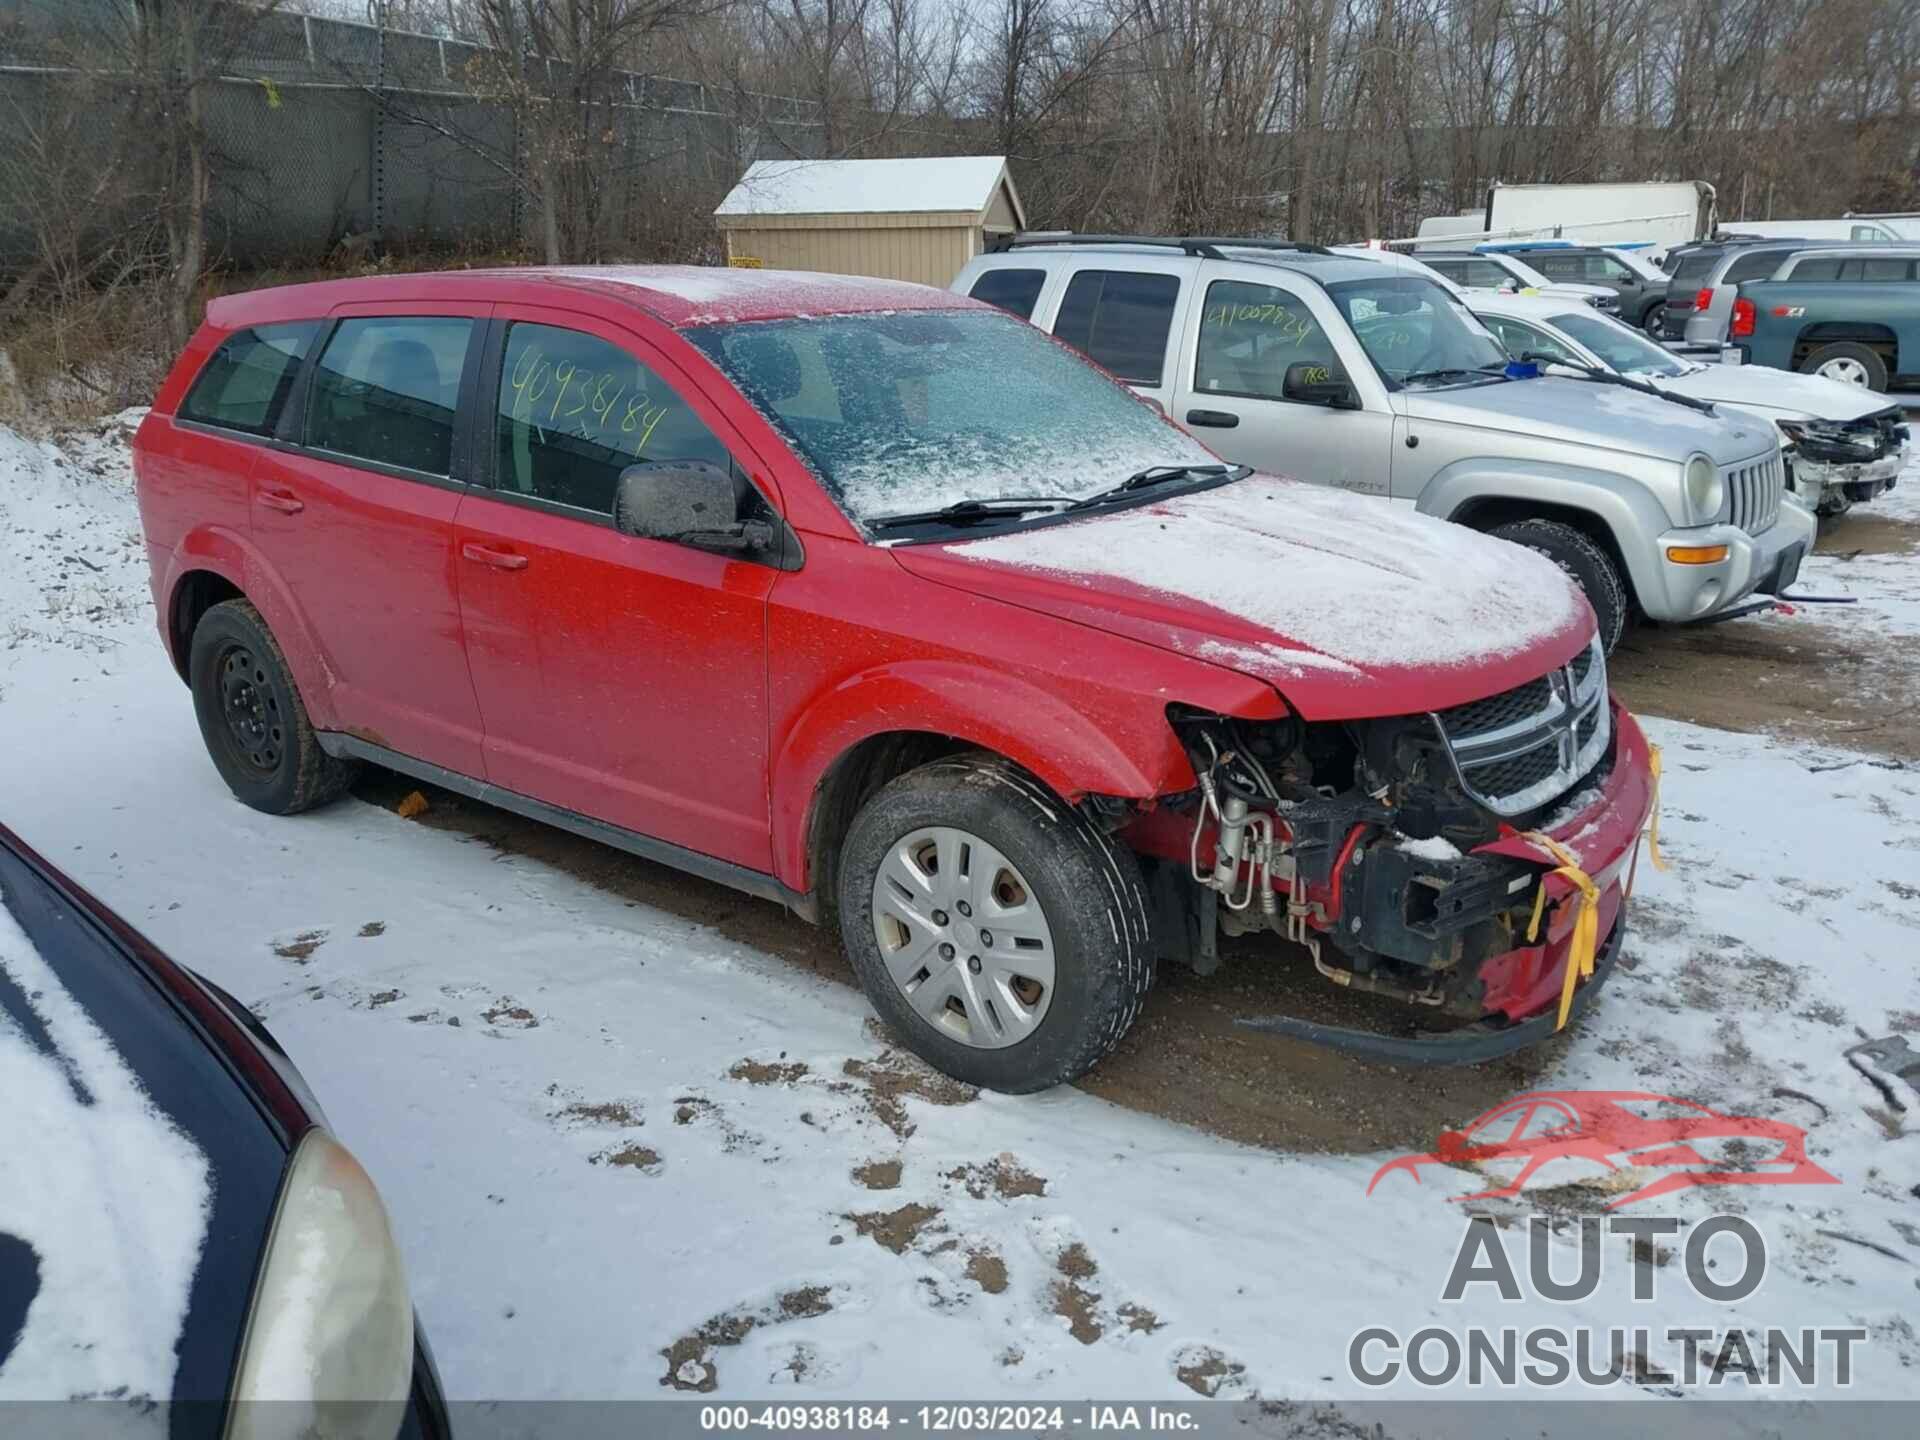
481,998,538,1028
1174,1344,1247,1397
272,930,327,963
366,989,401,1008
357,920,386,937
852,1159,902,1191
1117,1302,1164,1333
729,1058,809,1085
1050,1243,1103,1345
660,1287,835,1392
945,1155,1047,1201
839,1044,978,1139
594,1144,662,1172
965,1247,1009,1294
844,1202,942,1254
558,1100,640,1126
1055,1242,1098,1280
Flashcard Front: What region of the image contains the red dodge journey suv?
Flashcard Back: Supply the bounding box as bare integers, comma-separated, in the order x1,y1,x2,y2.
134,265,1657,1092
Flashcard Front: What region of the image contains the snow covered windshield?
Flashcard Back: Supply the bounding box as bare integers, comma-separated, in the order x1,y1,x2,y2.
686,310,1216,528
1324,276,1510,390
1550,311,1690,378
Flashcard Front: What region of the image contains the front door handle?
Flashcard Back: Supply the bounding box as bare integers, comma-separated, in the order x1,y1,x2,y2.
256,489,304,515
461,542,529,572
1185,409,1240,429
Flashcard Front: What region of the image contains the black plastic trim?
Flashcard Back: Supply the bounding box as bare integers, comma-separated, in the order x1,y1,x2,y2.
315,734,818,920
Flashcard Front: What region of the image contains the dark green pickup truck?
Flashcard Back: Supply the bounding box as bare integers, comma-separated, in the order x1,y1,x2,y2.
1731,248,1920,392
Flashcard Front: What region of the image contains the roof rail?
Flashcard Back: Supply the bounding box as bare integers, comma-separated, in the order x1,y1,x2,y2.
989,232,1332,259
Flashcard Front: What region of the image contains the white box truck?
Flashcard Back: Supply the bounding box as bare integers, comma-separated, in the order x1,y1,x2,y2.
1408,182,1716,258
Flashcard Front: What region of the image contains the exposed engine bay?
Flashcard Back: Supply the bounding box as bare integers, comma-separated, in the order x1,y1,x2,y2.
1120,635,1614,1025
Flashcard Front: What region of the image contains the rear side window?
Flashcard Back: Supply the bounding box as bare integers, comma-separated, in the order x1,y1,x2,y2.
179,323,317,436
1053,270,1179,384
306,317,474,476
1669,251,1719,291
1195,280,1337,400
969,268,1046,320
1723,251,1787,284
1788,257,1842,281
1861,258,1913,282
493,322,732,515
1532,255,1585,281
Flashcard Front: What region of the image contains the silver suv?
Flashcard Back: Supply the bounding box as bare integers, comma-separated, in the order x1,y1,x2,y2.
1679,240,1860,349
953,237,1815,650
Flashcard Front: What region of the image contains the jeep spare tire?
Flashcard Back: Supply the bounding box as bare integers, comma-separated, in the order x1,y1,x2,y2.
1490,518,1628,654
838,754,1153,1093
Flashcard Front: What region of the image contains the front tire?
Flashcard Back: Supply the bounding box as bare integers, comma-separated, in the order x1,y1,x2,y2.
837,754,1153,1093
189,599,356,815
1797,341,1888,392
1643,302,1670,339
1491,518,1629,654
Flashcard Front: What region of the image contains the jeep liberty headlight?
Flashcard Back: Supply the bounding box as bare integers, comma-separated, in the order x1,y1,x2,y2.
1684,454,1723,522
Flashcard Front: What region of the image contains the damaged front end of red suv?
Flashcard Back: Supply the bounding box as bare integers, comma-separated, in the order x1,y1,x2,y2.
1120,635,1658,1063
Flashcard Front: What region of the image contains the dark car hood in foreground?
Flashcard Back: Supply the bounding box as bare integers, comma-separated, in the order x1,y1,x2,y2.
897,475,1593,719
0,828,288,1423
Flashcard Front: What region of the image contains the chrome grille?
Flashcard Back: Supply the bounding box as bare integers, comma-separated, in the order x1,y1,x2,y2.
1427,636,1611,818
1724,450,1783,535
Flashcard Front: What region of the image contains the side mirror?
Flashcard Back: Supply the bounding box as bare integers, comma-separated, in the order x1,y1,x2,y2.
1281,361,1358,410
613,460,772,554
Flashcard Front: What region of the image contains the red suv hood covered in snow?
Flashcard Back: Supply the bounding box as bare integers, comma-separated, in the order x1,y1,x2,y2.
894,476,1595,720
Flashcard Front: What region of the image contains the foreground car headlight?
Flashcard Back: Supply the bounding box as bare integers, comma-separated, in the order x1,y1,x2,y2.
228,1130,414,1440
1684,453,1723,521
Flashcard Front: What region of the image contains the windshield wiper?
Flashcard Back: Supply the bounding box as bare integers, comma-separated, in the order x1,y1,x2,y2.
1399,364,1509,388
1523,354,1717,415
867,496,1075,531
1065,463,1249,512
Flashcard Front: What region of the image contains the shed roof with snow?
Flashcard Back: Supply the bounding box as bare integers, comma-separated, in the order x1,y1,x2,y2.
714,157,1027,289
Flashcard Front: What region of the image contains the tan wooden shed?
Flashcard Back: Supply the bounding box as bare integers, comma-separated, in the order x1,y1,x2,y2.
714,157,1026,287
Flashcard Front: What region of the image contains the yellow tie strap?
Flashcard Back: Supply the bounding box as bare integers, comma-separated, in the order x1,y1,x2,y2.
1520,831,1600,1031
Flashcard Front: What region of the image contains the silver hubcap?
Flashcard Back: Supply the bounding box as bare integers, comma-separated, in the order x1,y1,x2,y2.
870,825,1056,1049
1817,356,1870,387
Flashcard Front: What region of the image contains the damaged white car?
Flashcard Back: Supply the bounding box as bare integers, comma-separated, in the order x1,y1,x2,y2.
1473,292,1909,517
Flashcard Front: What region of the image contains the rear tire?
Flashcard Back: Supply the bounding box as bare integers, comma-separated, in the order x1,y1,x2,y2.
189,599,356,815
1491,518,1628,654
1797,341,1888,391
837,753,1153,1093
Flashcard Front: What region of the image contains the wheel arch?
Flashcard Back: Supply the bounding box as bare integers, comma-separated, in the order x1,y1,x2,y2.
1441,489,1640,611
1793,324,1898,367
772,660,1193,911
157,528,341,729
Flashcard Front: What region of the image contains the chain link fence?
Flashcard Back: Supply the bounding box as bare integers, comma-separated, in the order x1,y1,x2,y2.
0,2,833,267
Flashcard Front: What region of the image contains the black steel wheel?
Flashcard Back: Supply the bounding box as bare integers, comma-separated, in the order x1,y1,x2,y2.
189,599,356,814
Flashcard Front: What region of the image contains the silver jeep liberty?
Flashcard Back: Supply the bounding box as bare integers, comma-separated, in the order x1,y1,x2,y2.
954,238,1816,650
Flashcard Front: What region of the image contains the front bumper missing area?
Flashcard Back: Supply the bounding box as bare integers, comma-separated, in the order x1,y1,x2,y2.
1235,918,1626,1065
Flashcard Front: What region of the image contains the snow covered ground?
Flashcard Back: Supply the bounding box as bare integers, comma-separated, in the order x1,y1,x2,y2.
4,414,1920,1418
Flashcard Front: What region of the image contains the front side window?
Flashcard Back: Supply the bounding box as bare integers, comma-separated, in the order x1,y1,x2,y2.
307,316,474,475
686,309,1214,525
1324,276,1508,389
1483,317,1577,366
968,268,1047,320
493,323,732,515
1195,281,1338,401
180,323,317,436
1052,270,1180,384
1547,311,1688,377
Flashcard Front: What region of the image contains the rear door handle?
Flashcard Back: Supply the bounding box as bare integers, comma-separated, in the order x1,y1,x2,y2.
461,542,529,572
256,489,304,515
1185,409,1240,429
